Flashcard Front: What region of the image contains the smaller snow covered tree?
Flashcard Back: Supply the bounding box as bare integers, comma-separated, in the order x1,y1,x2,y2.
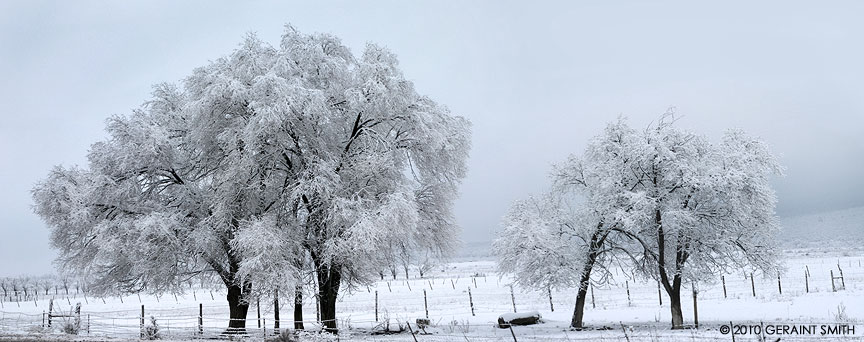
495,120,642,328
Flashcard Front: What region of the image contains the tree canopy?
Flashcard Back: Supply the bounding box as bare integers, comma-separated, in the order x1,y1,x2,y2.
33,25,471,332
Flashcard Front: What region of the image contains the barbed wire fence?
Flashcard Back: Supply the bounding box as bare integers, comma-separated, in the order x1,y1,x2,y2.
1,254,863,340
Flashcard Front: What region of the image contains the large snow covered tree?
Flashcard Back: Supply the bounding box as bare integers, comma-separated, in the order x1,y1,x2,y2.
31,81,286,331
231,27,471,333
33,25,470,334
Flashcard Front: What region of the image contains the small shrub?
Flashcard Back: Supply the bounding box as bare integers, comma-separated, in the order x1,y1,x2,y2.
144,316,160,340
267,329,298,342
834,302,853,323
62,320,79,335
445,319,471,334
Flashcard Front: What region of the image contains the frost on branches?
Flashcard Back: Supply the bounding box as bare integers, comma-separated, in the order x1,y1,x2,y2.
32,25,471,333
495,113,782,329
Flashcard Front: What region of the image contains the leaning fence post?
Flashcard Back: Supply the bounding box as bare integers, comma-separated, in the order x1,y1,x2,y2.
509,325,519,342
548,287,554,312
831,270,836,292
838,265,846,289
468,287,475,316
777,272,782,295
730,320,736,342
750,273,755,297
620,322,630,342
805,270,809,293
406,321,419,342
721,276,727,298
510,285,517,313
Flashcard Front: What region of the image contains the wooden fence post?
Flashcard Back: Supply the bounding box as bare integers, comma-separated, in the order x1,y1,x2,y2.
257,298,261,329
273,289,279,333
423,289,429,319
626,281,631,306
407,321,419,342
721,276,727,298
199,303,203,335
750,273,755,297
805,270,809,293
510,285,516,313
468,287,475,316
838,265,846,289
831,270,837,292
315,294,320,323
374,291,378,322
777,272,782,295
140,305,145,338
548,288,554,312
730,321,736,342
74,303,81,332
48,299,53,328
692,282,698,329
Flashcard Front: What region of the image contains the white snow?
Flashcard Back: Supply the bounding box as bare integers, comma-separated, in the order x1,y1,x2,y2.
2,248,863,341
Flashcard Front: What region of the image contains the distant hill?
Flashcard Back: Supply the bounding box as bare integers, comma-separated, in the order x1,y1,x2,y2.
779,206,864,250
453,240,494,261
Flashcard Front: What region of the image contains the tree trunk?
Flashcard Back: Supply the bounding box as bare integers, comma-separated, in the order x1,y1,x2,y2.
316,265,342,334
668,275,683,329
294,285,304,330
570,275,590,328
226,282,252,333
570,252,598,329
570,224,608,329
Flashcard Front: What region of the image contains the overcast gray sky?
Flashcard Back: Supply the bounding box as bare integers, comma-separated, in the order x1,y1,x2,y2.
2,1,863,276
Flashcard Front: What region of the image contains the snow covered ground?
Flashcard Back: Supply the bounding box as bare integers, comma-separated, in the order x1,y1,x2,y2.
2,248,864,341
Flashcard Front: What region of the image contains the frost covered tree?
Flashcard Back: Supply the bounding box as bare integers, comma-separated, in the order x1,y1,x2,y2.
219,27,471,333
496,114,782,330
32,88,278,331
33,25,470,334
494,120,644,329
614,114,783,328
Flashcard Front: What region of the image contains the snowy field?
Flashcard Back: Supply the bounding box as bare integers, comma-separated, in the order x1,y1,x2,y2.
1,248,864,341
